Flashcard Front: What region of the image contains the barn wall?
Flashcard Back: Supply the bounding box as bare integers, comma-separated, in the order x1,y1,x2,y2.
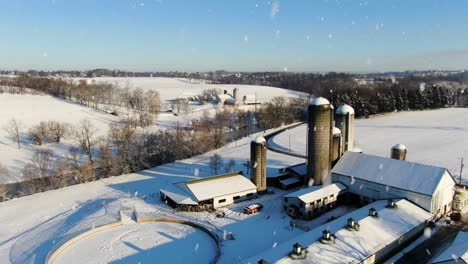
212,188,257,208
333,174,432,212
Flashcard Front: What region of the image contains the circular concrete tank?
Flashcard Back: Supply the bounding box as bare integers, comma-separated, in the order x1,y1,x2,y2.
251,136,267,192
307,97,333,186
335,104,355,154
391,144,407,160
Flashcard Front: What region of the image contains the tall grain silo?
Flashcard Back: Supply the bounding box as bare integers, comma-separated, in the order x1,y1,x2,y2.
251,136,267,192
306,97,333,186
331,127,342,164
391,144,407,160
233,88,240,100
335,104,355,154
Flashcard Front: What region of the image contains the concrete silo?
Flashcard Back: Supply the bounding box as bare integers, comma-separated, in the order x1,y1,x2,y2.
233,88,240,101
391,144,407,160
306,97,334,186
251,136,267,192
335,104,355,154
331,127,342,164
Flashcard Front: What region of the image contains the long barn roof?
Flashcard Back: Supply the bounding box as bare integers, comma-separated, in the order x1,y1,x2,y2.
331,152,454,196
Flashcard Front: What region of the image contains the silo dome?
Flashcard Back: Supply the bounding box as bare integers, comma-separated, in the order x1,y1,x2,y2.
336,104,355,115
310,97,330,106
253,136,266,143
332,127,341,135
392,144,406,150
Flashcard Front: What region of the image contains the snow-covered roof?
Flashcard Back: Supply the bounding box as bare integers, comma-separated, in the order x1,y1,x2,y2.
332,127,341,135
285,163,307,176
182,172,257,202
253,136,266,143
247,199,433,264
433,232,468,264
332,152,453,196
309,97,330,106
336,104,355,115
283,183,347,203
160,186,198,205
392,143,407,150
279,177,302,186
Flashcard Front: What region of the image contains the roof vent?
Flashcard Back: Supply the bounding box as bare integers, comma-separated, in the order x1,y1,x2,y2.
320,229,336,244
346,217,360,231
293,243,303,255
288,242,307,259
369,208,378,217
386,199,397,209
258,259,268,264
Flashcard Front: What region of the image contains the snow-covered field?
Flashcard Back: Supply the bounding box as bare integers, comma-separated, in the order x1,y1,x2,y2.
82,77,307,103
0,129,306,264
269,108,468,182
1,90,466,263
0,77,308,183
0,94,119,183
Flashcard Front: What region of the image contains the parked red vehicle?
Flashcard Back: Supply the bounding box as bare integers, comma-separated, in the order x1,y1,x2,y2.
244,203,263,214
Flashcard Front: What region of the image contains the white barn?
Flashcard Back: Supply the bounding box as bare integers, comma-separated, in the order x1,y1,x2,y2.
282,183,347,219
160,171,258,210
248,199,433,264
332,152,456,217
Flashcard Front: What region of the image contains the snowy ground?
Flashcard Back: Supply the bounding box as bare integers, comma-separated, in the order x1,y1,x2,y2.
0,128,305,264
0,94,119,183
1,105,466,263
0,77,308,183
268,108,468,182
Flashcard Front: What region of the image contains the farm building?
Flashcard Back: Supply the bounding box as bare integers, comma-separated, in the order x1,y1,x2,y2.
160,171,257,211
266,163,306,190
248,199,434,264
432,231,468,264
332,152,456,217
282,183,347,219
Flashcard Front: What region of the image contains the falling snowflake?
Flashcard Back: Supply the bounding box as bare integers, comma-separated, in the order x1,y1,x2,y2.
272,242,278,248
244,35,249,42
423,227,432,238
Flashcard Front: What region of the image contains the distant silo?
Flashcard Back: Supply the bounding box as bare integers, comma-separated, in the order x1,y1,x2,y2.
331,127,342,164
391,144,407,160
251,136,267,192
233,88,240,100
306,97,333,186
335,104,355,154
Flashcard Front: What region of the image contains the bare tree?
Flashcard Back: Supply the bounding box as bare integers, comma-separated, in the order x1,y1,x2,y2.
28,121,49,145
209,153,223,174
224,158,236,173
0,162,10,182
48,120,69,143
3,118,22,149
74,119,97,163
96,143,116,178
50,157,69,189
21,163,38,193
31,149,53,180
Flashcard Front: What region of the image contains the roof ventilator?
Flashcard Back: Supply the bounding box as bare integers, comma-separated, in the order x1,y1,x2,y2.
346,217,360,231
320,229,336,244
288,243,307,259
369,208,378,217
386,199,397,209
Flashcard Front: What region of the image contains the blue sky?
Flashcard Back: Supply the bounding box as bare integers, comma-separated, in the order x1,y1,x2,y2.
0,0,467,72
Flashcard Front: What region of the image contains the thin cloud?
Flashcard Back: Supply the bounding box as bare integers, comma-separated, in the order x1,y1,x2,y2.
270,1,280,19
